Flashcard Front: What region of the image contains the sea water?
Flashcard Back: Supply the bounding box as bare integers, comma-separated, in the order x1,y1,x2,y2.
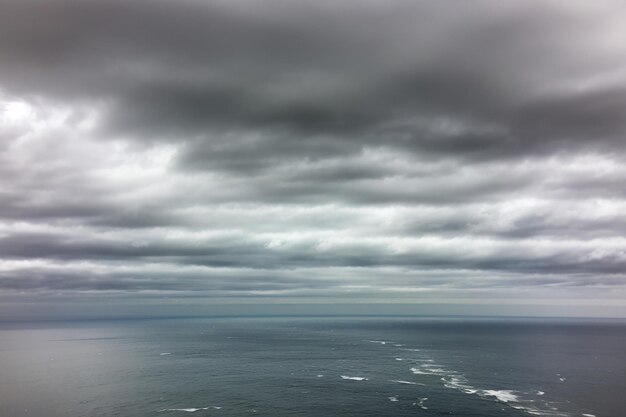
0,317,624,417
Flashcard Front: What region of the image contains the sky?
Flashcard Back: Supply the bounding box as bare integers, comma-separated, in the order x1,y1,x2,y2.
1,0,626,319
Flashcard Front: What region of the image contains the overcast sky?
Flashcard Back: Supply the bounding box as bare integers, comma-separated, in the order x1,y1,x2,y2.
1,0,626,319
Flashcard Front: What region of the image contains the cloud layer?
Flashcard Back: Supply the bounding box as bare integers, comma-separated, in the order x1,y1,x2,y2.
1,0,626,316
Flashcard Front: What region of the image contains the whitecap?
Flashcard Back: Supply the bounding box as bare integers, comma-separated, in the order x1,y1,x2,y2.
390,380,423,385
435,369,568,417
582,414,596,417
441,375,478,394
411,365,447,375
159,353,172,356
410,367,429,375
388,396,399,402
481,390,519,403
158,406,221,413
341,375,368,381
367,340,392,345
415,397,428,410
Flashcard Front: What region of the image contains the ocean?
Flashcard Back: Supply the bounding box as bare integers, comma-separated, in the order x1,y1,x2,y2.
0,317,624,417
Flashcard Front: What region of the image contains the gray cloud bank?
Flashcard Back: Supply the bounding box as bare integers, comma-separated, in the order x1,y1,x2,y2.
1,0,626,317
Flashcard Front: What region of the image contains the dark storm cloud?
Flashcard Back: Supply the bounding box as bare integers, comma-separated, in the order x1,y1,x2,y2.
1,0,626,311
1,0,625,166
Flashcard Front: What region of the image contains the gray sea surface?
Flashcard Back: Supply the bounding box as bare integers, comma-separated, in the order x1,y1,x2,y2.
0,316,624,417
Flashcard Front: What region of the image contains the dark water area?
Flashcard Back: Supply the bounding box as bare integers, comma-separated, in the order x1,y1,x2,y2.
0,317,624,417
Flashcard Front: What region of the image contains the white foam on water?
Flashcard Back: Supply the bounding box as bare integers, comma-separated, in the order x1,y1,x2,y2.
393,344,405,347
559,377,566,382
390,380,423,385
441,374,570,416
481,390,519,403
415,397,428,410
399,348,421,352
582,414,596,417
406,357,571,417
410,367,428,375
367,340,392,345
511,405,544,415
514,405,571,417
317,374,324,377
158,406,221,413
388,396,399,402
341,375,368,381
441,375,478,394
395,358,404,361
160,353,171,356
410,364,447,375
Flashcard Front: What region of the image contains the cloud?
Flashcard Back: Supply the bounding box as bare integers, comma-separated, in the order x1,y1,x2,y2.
1,0,626,316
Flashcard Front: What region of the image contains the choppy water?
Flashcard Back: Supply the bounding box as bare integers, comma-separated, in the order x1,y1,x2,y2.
0,317,624,417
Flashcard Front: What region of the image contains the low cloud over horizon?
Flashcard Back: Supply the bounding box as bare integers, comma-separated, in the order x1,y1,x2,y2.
1,0,626,318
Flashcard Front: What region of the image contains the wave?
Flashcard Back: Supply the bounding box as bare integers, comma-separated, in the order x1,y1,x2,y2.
405,356,570,417
410,366,447,376
481,390,519,403
367,340,393,345
158,406,221,413
390,380,424,385
363,337,571,417
340,375,368,381
413,397,428,410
